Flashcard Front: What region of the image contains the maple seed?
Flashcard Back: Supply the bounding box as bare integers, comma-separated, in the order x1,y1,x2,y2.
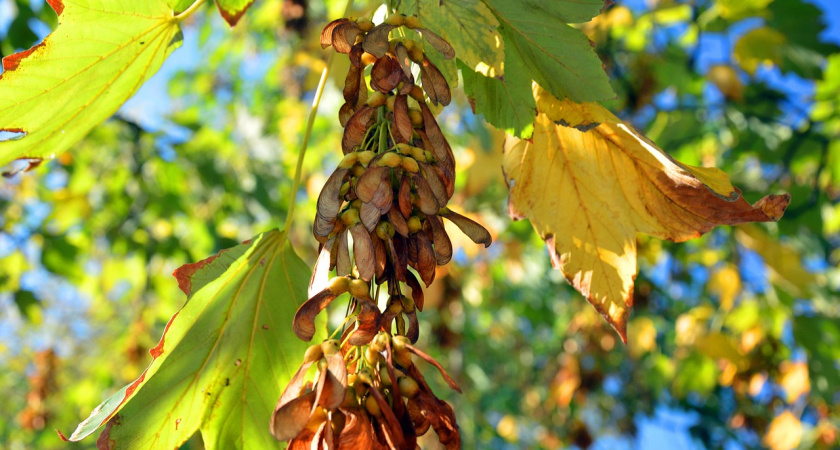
375,222,392,240
321,339,341,356
408,109,423,127
384,13,406,26
355,17,374,32
361,52,377,66
396,143,412,155
404,15,421,29
348,278,370,298
399,377,420,397
303,344,324,363
407,216,423,234
365,395,382,417
401,157,420,173
328,276,350,293
408,45,425,64
366,91,387,107
357,150,376,166
409,85,425,103
341,209,360,227
351,164,366,178
377,152,403,168
338,152,359,169
364,346,381,365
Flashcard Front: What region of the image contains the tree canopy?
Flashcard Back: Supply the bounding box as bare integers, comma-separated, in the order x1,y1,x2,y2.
0,0,838,448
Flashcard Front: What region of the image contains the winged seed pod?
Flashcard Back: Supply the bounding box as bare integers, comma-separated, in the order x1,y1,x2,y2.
275,13,492,449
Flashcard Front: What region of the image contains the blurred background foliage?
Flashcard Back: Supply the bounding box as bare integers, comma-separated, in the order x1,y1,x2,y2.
1,0,839,448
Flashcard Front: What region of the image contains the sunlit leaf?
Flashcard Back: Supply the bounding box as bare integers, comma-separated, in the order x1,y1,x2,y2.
214,0,256,26
461,57,534,138
415,0,504,76
503,92,789,339
482,0,614,102
714,0,773,20
778,361,810,403
0,0,185,167
763,411,803,450
735,224,816,297
67,229,317,449
733,27,786,75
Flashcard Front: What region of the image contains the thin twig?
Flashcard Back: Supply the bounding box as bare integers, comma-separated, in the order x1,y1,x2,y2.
282,0,356,239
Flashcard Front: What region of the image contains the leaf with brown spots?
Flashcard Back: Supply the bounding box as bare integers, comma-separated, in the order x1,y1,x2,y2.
68,230,318,448
503,97,789,341
0,0,186,168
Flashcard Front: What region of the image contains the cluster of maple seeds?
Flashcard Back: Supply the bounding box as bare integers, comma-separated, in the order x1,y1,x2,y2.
270,13,491,449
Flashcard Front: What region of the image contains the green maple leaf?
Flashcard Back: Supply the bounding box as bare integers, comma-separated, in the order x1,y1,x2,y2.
395,0,502,84
66,229,319,449
460,55,535,138
0,0,187,168
464,0,614,137
417,0,504,76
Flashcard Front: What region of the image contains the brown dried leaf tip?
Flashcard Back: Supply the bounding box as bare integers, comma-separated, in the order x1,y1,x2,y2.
274,12,494,449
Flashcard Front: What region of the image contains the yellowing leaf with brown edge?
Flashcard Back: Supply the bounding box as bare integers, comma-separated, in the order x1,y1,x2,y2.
503,99,790,341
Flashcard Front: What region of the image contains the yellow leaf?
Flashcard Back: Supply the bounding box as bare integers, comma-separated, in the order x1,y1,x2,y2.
627,316,657,358
707,64,744,101
708,264,741,311
714,0,774,20
695,332,746,368
503,98,790,340
735,224,817,297
778,361,810,403
533,84,617,130
733,27,787,75
764,411,803,450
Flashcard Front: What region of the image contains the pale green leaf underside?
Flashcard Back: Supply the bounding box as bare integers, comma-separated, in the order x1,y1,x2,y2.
482,0,615,102
70,229,318,450
460,56,534,138
509,0,608,23
0,0,183,167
